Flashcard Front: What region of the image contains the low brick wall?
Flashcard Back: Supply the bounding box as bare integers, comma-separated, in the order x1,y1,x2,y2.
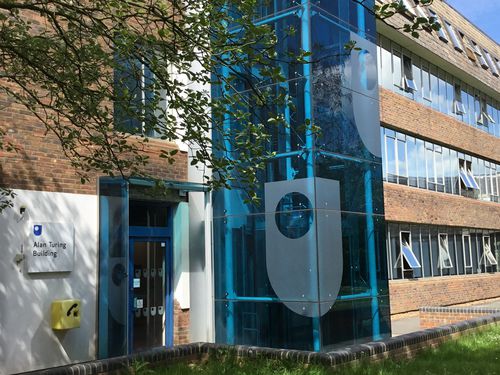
20,314,500,375
420,306,500,329
389,273,500,316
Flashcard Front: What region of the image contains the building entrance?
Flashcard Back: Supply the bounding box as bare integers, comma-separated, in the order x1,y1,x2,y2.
130,238,169,352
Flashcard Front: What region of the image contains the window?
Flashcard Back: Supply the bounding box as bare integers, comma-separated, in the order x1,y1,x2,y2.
444,21,463,52
477,97,495,126
470,40,489,69
453,84,466,115
428,10,449,42
421,62,431,101
415,4,429,19
392,48,403,88
438,233,453,269
459,159,479,190
463,234,473,268
401,0,417,17
483,49,500,77
114,54,165,137
403,55,417,92
480,236,498,266
462,34,477,62
395,232,421,270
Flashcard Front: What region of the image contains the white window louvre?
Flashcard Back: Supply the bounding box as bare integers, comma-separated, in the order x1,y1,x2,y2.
470,40,489,69
438,234,453,269
480,237,498,266
415,5,428,18
453,84,466,115
402,0,417,17
444,21,463,52
429,10,448,42
477,98,495,125
483,50,499,77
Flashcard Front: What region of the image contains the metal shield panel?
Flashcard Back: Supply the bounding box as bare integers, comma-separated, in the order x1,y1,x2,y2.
265,178,343,317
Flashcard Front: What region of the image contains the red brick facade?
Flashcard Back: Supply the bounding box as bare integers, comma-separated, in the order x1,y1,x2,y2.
173,300,190,345
384,183,500,230
420,306,500,329
389,273,500,316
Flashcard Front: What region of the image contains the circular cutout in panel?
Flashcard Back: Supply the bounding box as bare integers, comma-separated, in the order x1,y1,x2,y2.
275,192,313,239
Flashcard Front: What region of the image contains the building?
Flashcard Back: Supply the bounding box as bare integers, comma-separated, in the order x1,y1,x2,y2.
0,0,499,373
376,0,500,317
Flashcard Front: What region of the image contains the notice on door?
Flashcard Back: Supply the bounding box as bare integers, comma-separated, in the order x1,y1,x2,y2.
27,222,74,273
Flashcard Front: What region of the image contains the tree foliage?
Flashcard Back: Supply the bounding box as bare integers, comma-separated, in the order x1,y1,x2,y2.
0,0,438,209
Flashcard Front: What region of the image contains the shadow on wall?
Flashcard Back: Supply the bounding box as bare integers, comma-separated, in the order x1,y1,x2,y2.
0,187,99,375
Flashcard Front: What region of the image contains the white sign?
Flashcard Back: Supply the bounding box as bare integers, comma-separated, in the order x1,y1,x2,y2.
133,278,141,288
27,222,74,273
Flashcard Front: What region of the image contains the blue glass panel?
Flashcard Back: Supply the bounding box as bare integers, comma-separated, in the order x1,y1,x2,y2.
98,178,129,358
320,296,391,350
215,300,316,351
315,155,385,215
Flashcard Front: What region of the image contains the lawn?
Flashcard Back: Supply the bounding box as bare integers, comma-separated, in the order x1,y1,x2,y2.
145,324,500,375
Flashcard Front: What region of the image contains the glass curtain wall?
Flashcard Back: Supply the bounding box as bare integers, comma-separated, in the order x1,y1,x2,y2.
377,35,500,138
387,222,500,280
381,127,500,203
213,0,390,352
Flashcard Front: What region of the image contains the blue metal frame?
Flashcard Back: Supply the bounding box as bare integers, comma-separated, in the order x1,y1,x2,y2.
128,216,174,352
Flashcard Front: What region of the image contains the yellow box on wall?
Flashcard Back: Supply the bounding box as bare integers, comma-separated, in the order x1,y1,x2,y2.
51,299,81,330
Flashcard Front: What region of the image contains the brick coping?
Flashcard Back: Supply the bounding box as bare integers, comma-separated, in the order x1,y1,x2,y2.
17,314,500,375
420,306,500,314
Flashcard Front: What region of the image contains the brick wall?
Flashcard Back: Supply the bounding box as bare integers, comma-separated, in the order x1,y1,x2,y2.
380,88,500,163
384,183,500,230
420,306,500,329
0,104,188,195
389,273,500,315
0,11,188,196
173,300,190,345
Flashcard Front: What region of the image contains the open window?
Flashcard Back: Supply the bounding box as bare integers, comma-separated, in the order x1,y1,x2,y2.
403,55,417,92
470,40,489,69
480,236,498,266
477,97,495,126
394,232,421,272
401,0,417,17
438,233,453,269
461,33,477,62
453,84,466,115
444,21,463,52
428,10,449,43
483,49,500,77
459,159,479,190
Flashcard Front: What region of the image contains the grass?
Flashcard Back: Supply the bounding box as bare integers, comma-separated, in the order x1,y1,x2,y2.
148,324,500,375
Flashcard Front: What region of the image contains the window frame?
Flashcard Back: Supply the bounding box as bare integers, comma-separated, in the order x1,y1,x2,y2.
395,231,422,271
453,83,466,115
481,236,498,266
443,20,463,52
428,9,449,43
462,234,473,269
483,49,500,77
459,159,480,190
403,54,417,92
438,233,453,269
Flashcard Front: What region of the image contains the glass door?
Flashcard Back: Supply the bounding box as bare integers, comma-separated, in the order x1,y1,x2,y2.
130,239,168,352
